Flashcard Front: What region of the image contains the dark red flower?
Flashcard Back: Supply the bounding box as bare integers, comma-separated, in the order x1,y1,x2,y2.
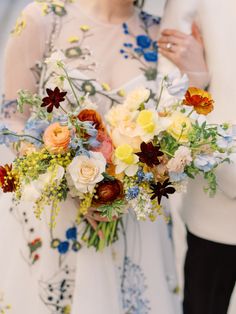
0,164,18,193
41,87,67,113
150,179,176,204
93,179,123,205
136,142,163,168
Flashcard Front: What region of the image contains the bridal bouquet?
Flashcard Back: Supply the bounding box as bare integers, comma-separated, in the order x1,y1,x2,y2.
0,61,235,250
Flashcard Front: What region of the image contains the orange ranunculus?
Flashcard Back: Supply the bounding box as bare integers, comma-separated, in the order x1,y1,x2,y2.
93,179,123,205
78,109,104,131
184,87,214,115
43,122,71,153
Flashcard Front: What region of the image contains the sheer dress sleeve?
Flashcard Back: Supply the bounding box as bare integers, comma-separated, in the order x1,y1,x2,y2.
1,2,50,132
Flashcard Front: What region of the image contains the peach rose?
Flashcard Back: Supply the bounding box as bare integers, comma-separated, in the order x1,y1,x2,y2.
43,122,70,153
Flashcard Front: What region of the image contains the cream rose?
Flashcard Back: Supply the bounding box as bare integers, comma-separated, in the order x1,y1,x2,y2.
124,88,150,111
106,104,137,127
66,152,106,194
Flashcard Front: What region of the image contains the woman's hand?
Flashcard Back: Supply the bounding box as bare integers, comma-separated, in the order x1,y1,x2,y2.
158,23,210,88
85,207,118,240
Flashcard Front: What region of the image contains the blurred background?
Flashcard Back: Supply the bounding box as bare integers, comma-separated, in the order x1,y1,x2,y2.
0,1,235,313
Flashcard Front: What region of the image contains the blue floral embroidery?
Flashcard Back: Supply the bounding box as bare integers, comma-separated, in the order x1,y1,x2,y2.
51,226,81,255
58,241,70,254
136,35,152,49
143,51,157,62
139,11,161,28
121,23,158,64
121,257,150,314
120,11,160,81
66,227,77,241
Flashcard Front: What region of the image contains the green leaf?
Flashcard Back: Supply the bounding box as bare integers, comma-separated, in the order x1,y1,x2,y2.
102,172,115,181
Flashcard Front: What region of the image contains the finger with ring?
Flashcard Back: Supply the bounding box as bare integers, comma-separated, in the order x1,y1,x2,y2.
166,42,173,50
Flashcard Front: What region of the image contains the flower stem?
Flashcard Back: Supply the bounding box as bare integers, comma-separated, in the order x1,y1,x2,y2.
59,104,68,114
155,77,166,110
1,131,43,144
62,67,81,107
187,109,194,117
160,150,174,157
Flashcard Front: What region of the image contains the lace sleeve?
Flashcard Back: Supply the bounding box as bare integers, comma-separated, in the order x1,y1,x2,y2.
1,2,48,132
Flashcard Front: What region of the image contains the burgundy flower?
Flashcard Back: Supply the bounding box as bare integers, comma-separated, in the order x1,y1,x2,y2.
93,179,123,205
150,179,176,204
0,164,18,193
41,87,67,113
136,142,163,168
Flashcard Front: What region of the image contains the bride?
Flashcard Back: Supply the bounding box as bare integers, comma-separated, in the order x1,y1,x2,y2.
0,0,208,313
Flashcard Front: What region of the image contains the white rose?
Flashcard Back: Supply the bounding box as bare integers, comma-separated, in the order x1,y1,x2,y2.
21,166,65,202
124,88,150,111
66,152,106,194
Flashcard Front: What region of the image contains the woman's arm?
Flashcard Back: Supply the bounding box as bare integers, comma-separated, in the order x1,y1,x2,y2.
1,3,47,133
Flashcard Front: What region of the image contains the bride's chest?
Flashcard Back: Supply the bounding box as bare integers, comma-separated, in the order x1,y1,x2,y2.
51,14,159,90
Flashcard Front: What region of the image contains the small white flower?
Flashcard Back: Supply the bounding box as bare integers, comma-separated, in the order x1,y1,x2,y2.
131,188,153,220
21,166,65,202
165,70,189,99
45,50,66,72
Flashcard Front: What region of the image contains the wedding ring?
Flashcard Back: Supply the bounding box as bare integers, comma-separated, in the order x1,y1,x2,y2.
166,42,173,50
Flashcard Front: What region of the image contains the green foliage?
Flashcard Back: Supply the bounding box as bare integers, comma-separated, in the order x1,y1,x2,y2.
204,171,217,196
160,133,179,156
102,172,115,181
97,199,126,221
17,90,52,121
185,164,200,179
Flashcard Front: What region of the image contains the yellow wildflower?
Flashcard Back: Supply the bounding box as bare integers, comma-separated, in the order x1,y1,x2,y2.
117,89,126,97
80,25,90,32
102,83,111,92
68,36,80,43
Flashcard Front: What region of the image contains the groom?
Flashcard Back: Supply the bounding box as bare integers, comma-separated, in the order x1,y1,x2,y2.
159,0,236,313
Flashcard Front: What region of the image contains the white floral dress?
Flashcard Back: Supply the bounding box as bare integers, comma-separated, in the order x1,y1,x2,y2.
0,1,182,313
